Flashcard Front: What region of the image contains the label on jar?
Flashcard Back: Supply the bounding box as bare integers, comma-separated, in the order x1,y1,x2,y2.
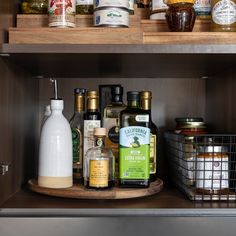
94,8,129,27
94,0,129,9
151,0,167,11
77,0,93,5
48,0,76,27
89,159,108,187
129,0,134,10
83,120,101,157
212,0,236,25
150,133,157,174
196,157,229,190
119,126,150,179
194,0,211,16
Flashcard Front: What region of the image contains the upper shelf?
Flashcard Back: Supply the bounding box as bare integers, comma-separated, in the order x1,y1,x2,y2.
2,18,236,78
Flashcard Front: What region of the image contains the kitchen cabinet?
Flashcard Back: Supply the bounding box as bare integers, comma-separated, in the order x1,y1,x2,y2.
1,1,236,235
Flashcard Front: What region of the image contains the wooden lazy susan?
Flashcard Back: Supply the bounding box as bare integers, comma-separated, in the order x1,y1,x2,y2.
28,178,163,200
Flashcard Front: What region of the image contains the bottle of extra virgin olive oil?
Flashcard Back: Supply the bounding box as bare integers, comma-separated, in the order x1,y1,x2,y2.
119,91,150,188
140,91,158,182
70,88,86,183
83,91,101,168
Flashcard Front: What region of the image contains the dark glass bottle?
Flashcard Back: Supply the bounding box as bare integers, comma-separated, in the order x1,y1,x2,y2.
140,91,158,182
70,88,86,183
119,91,150,188
83,91,101,164
103,85,126,178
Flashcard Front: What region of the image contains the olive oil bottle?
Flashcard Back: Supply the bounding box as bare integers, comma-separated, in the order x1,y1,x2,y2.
119,91,150,188
83,91,101,162
140,91,158,181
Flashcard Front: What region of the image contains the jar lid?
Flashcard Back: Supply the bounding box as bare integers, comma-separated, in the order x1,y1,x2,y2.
179,122,206,129
197,145,228,153
175,117,204,123
166,0,195,5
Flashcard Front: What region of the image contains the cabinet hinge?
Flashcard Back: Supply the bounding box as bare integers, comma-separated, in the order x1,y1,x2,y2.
0,163,10,176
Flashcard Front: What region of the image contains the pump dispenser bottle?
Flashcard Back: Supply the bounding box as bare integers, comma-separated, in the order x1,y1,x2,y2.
38,79,73,188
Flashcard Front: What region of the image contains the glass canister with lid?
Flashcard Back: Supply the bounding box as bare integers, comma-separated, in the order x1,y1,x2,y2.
175,117,207,135
165,0,196,31
196,139,229,195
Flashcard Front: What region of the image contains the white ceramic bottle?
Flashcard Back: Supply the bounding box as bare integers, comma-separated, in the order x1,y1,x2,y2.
38,99,73,188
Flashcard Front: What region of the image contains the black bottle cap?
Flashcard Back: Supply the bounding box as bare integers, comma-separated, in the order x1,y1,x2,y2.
127,91,140,101
74,88,86,94
111,85,123,95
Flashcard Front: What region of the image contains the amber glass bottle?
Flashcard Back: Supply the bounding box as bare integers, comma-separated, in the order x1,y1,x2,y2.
166,0,196,31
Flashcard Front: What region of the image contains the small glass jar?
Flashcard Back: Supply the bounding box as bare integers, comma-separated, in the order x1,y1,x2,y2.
84,128,115,189
196,142,229,195
165,0,196,31
175,117,207,135
211,0,236,32
21,0,48,14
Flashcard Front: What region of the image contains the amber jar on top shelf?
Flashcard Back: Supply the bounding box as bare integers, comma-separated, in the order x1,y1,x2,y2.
165,0,196,31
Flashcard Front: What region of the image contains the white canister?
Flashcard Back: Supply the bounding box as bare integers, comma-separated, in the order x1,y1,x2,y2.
94,0,129,9
38,99,73,189
150,0,168,20
94,7,129,27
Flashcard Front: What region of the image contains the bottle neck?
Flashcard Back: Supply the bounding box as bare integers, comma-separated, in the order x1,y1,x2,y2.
94,136,106,148
111,94,123,104
141,98,151,111
74,94,85,113
127,100,140,108
87,98,99,112
52,109,63,115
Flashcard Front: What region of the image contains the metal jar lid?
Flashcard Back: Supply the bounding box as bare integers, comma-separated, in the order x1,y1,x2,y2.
179,122,206,129
175,117,204,123
197,145,228,153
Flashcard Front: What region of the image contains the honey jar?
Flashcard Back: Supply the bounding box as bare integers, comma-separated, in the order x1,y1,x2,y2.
165,0,196,31
196,142,229,195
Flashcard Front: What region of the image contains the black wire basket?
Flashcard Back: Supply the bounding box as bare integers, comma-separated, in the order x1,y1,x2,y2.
164,132,236,201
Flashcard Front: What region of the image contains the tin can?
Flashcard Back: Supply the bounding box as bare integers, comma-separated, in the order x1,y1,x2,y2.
94,7,129,27
94,0,129,9
48,0,76,28
150,0,168,19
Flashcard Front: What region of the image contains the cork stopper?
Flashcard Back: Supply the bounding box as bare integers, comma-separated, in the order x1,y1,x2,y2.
94,128,106,137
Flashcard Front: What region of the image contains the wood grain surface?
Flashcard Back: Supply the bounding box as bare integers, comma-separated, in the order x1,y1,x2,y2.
16,14,141,28
28,178,163,199
9,27,143,44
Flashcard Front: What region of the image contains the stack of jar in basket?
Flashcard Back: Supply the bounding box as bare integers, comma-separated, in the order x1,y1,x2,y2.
174,117,230,195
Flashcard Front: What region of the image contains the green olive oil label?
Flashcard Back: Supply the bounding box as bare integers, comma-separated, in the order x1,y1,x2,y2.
119,126,150,179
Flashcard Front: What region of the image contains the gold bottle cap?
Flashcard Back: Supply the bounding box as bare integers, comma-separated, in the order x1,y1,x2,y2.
94,128,106,137
87,91,99,98
167,0,195,4
141,91,152,99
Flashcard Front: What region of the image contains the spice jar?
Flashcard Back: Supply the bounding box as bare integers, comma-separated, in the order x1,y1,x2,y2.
196,141,229,195
175,117,207,135
165,0,196,31
211,0,236,31
21,0,48,14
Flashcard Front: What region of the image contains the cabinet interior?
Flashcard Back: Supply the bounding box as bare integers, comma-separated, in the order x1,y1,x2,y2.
1,0,236,211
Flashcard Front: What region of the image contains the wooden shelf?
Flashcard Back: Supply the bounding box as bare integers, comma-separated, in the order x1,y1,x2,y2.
2,186,236,217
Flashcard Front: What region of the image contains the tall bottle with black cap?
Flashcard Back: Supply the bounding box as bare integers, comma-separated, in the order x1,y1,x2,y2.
119,91,150,188
103,85,126,178
70,88,86,183
38,79,73,188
